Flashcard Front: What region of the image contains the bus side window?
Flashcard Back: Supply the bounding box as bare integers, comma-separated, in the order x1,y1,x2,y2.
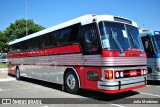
33,36,40,49
13,43,21,53
78,23,99,55
142,37,154,57
84,29,98,53
59,28,71,45
43,33,53,48
69,24,80,42
51,31,59,46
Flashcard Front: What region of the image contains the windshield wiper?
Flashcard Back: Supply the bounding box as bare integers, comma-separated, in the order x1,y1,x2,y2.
129,33,143,53
129,33,139,48
110,28,124,54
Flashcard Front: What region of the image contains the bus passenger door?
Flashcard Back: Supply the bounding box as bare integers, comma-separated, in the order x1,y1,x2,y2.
78,23,101,90
141,36,156,80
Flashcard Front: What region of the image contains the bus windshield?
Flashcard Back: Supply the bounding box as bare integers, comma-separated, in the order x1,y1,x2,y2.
153,35,160,53
99,21,144,52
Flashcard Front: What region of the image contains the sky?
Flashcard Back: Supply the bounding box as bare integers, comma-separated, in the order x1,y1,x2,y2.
0,0,160,31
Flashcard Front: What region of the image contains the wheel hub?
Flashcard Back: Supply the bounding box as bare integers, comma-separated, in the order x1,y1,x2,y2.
67,74,76,89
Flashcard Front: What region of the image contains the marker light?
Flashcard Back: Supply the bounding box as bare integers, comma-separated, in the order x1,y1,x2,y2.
141,69,144,75
141,69,147,75
143,70,146,75
104,70,113,79
120,72,124,77
116,72,120,78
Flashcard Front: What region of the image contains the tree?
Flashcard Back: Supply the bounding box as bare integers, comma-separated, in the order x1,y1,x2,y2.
0,31,9,52
5,19,45,40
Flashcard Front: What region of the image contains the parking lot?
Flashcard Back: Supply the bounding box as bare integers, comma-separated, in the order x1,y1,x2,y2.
0,72,160,107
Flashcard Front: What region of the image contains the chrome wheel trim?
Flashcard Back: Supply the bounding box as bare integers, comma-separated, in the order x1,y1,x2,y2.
16,69,20,79
66,74,76,89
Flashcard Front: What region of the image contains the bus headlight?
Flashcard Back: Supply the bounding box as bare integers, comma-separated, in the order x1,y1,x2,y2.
141,69,147,75
141,70,144,75
116,72,120,78
143,70,146,75
120,72,124,77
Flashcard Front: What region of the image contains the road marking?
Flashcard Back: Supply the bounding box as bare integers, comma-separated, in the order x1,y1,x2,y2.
89,96,125,107
140,92,160,97
0,89,12,92
3,89,12,91
110,104,125,107
0,78,16,82
147,85,160,88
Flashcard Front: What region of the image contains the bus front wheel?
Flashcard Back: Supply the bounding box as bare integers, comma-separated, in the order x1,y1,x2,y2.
64,71,79,94
16,67,21,80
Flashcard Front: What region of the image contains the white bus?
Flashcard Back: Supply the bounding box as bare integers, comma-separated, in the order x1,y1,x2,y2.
8,14,147,94
140,30,160,80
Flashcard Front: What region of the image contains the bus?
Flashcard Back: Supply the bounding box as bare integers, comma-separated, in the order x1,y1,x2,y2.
140,30,160,81
8,14,147,94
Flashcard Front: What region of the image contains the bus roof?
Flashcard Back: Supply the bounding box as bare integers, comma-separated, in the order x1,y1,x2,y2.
140,30,160,37
8,14,138,45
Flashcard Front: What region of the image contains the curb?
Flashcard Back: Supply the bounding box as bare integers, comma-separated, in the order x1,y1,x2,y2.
0,78,15,82
0,68,8,73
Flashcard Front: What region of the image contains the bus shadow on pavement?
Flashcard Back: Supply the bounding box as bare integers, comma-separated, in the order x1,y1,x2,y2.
18,76,139,102
77,89,139,102
18,77,62,91
147,80,160,86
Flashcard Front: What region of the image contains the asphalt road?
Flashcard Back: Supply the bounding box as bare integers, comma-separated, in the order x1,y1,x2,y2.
0,72,160,107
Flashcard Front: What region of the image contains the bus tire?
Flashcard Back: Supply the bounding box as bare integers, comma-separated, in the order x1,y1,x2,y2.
16,67,21,80
64,70,79,94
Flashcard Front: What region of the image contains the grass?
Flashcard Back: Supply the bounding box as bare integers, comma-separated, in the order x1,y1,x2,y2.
0,63,8,68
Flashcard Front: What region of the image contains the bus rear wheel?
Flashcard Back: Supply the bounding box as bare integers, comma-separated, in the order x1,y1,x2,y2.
64,71,79,94
16,67,21,80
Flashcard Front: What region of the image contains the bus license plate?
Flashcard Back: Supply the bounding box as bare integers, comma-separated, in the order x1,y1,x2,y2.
130,70,137,76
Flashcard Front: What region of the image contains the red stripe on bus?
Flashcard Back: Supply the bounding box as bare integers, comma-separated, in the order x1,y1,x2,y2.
8,44,81,58
102,50,120,57
102,49,146,57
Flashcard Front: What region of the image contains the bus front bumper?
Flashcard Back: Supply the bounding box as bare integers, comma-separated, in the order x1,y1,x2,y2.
150,72,160,80
98,76,146,93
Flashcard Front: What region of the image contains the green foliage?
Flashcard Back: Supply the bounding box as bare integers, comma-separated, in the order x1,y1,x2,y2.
5,19,45,40
0,63,8,68
0,31,9,52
